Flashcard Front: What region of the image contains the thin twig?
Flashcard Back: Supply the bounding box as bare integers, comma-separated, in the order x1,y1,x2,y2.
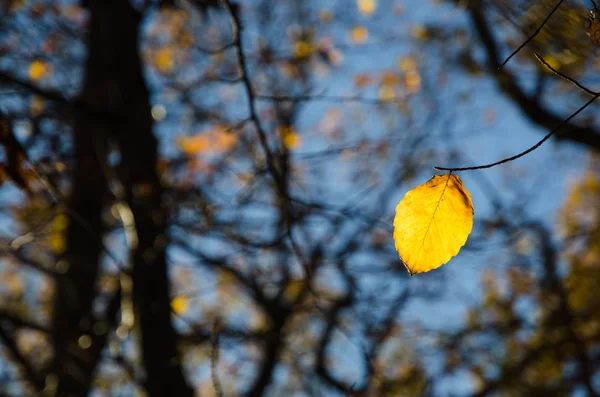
195,42,235,55
210,319,223,397
219,0,281,183
591,0,600,14
499,0,565,69
220,0,311,285
534,53,598,95
434,94,600,171
0,72,117,120
256,93,405,105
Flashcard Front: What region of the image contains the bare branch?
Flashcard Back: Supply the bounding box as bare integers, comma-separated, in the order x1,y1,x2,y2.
534,53,598,95
434,94,600,171
499,0,565,69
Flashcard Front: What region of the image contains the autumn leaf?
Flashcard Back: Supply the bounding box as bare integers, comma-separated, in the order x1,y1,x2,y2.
379,85,396,102
393,174,474,275
350,26,369,44
357,0,376,17
354,73,372,88
587,10,600,46
171,295,189,315
405,69,421,94
398,56,417,72
28,60,48,81
155,47,175,74
176,126,236,155
279,126,302,150
293,40,313,59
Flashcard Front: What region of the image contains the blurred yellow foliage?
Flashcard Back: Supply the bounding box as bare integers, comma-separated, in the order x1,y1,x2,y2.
293,41,313,59
280,126,302,150
379,85,396,102
28,60,48,81
357,0,377,17
410,25,428,40
350,26,369,44
405,69,421,94
49,233,66,254
398,56,417,72
155,47,175,74
283,279,304,302
171,295,189,315
588,11,600,46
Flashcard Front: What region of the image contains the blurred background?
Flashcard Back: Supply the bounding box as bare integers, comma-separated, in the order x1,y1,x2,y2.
0,0,599,396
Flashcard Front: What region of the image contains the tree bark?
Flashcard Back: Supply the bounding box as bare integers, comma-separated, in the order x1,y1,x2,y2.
51,1,193,396
100,1,195,396
50,0,112,394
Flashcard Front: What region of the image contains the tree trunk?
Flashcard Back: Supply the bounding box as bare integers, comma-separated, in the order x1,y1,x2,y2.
101,1,195,396
51,1,193,396
50,0,112,394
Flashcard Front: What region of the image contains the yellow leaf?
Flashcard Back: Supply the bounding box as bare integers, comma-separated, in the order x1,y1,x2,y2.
393,174,473,275
398,56,417,72
283,279,305,302
379,84,396,102
293,41,313,59
28,60,47,81
49,232,66,254
587,11,600,46
350,26,369,44
171,295,189,315
410,25,428,40
155,47,174,74
52,214,69,232
279,126,302,150
405,69,421,94
357,0,377,17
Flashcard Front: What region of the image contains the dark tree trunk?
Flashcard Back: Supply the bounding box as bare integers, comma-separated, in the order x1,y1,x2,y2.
51,1,193,396
98,1,194,397
50,1,112,395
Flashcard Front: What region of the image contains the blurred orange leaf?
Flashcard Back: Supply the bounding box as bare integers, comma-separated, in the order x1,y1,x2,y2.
354,73,372,88
28,60,48,81
176,126,236,155
155,47,175,74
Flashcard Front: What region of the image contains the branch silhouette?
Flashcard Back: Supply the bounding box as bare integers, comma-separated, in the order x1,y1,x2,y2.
435,94,600,171
534,53,597,95
499,0,565,69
